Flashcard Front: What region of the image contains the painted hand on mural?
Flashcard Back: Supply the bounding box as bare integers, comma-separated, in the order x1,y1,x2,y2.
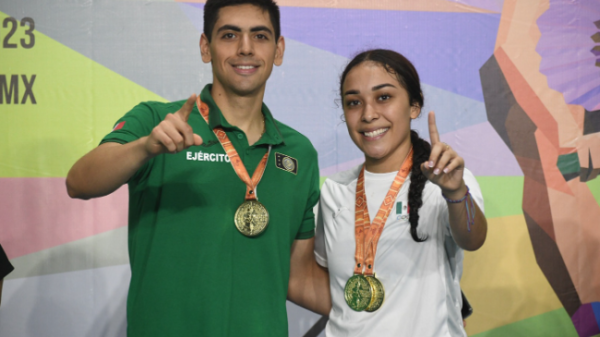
481,0,600,335
420,111,466,198
145,94,203,156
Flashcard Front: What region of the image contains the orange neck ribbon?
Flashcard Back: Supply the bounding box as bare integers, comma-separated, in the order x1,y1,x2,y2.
196,97,269,200
354,149,413,276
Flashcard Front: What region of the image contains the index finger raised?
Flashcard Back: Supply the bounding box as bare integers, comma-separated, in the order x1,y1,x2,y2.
176,94,197,123
428,111,440,144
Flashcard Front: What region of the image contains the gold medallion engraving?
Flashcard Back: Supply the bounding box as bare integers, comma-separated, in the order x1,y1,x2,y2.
365,275,385,312
344,274,372,311
234,200,269,237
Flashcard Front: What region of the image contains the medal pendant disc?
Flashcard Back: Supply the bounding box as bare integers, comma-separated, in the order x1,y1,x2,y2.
365,276,385,312
344,274,372,311
234,200,269,237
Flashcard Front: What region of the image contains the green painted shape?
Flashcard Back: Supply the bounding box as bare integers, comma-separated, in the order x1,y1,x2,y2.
0,11,166,178
471,176,523,219
471,308,578,337
320,176,327,188
557,153,581,175
588,178,600,206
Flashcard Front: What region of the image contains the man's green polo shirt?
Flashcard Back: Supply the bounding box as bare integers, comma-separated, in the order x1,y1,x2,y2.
101,84,320,336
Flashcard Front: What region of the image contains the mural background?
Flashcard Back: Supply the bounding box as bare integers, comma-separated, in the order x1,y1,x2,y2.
0,0,598,336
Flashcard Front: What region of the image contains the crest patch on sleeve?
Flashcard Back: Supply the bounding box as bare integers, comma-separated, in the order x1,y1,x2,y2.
112,121,126,131
275,152,298,175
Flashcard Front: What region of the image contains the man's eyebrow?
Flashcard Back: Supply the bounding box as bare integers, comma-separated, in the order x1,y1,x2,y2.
372,83,396,91
216,25,242,34
215,25,273,36
250,26,273,35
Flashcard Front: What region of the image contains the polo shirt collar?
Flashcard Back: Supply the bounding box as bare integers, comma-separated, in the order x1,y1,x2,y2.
199,84,284,146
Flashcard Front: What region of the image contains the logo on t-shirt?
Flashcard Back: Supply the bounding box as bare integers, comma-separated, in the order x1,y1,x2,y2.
186,151,230,163
396,201,409,221
275,152,298,175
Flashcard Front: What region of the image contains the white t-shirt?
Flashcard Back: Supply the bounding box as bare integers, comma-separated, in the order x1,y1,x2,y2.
314,165,484,337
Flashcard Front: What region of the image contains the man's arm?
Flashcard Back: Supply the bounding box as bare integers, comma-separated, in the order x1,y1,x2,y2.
287,238,331,316
66,95,202,199
67,140,151,199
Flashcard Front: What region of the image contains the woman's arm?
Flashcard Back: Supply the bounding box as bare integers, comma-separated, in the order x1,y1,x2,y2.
441,181,487,251
421,111,488,251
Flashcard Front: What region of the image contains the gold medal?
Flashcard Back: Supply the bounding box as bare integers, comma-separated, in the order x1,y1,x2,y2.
365,275,385,312
234,200,269,237
196,98,271,237
344,274,372,311
348,153,412,312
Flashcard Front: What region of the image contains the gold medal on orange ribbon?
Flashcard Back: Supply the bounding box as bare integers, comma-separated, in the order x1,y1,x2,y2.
344,274,372,311
348,149,413,312
196,97,271,237
234,199,269,237
365,275,385,312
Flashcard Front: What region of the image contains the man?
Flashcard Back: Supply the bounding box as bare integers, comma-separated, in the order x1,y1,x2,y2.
67,0,328,335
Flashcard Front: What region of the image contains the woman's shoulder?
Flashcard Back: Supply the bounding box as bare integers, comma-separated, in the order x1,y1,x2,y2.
319,164,362,208
323,164,362,187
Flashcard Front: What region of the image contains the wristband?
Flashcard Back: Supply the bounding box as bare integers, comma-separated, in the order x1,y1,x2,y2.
442,186,476,231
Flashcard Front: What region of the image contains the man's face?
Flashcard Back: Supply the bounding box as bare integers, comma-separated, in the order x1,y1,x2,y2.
200,4,284,97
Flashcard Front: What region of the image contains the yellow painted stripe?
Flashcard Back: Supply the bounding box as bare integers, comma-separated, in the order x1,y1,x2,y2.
471,308,578,337
0,11,166,178
462,214,563,335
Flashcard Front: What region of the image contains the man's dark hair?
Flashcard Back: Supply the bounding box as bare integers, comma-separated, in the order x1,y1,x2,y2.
203,0,281,42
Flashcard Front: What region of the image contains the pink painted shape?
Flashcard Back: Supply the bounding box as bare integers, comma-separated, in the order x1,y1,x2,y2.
432,121,523,176
0,178,128,259
535,128,575,196
319,122,523,177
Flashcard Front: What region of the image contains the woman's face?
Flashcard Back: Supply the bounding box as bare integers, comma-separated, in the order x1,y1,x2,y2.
342,62,420,171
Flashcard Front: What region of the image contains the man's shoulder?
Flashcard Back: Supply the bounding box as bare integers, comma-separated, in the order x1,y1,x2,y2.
128,100,186,117
272,119,317,156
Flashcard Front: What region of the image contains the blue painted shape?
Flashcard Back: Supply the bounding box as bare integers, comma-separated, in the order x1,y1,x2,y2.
571,84,600,109
279,7,500,102
592,302,600,330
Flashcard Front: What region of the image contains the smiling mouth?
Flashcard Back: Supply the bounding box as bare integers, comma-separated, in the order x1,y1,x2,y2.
234,65,258,70
362,128,389,138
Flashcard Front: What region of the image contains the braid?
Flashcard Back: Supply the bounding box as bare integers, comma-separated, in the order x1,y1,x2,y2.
408,130,431,242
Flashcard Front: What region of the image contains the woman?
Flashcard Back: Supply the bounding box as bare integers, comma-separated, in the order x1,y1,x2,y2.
314,49,487,336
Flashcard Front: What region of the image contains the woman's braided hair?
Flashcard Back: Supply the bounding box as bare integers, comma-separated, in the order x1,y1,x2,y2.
340,49,431,242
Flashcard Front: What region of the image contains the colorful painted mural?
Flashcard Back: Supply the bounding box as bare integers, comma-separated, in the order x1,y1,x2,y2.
0,0,597,336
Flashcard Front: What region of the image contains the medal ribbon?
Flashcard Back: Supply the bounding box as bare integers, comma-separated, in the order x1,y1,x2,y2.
354,149,413,276
196,97,269,200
